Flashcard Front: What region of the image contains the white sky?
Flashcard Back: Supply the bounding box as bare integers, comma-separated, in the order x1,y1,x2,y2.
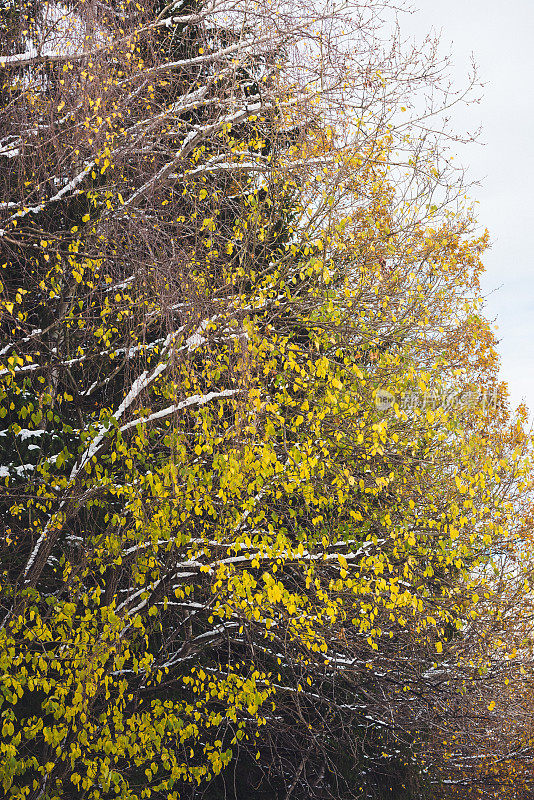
397,0,534,412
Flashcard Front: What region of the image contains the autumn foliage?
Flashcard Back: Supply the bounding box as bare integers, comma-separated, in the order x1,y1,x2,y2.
1,1,534,799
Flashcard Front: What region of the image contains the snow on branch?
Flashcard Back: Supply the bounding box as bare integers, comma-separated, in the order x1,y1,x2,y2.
119,388,240,434
3,162,95,227
122,102,262,209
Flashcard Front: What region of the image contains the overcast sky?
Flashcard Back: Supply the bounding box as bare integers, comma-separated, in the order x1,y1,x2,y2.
396,0,534,412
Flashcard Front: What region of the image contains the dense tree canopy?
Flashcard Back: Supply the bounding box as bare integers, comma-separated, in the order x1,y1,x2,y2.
1,1,534,799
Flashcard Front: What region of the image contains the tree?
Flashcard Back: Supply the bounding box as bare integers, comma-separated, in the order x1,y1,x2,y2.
1,2,533,799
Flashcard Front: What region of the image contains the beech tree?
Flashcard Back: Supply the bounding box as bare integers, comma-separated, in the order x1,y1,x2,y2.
1,1,534,799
